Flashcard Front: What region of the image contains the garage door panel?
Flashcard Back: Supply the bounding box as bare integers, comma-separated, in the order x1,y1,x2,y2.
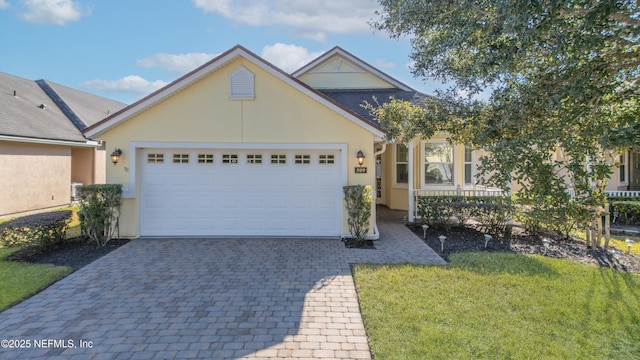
139,148,342,237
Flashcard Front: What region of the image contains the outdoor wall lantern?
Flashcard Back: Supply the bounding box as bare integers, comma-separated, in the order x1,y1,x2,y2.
356,150,365,166
111,148,123,165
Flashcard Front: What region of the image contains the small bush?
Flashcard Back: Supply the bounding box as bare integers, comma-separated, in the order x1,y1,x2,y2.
611,201,640,225
0,210,71,249
343,185,373,245
77,184,122,246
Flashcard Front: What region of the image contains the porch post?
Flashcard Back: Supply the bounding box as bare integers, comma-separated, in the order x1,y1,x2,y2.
408,140,415,222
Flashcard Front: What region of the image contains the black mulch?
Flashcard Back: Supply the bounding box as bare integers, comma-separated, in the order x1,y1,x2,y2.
342,237,376,249
6,238,130,271
408,223,640,275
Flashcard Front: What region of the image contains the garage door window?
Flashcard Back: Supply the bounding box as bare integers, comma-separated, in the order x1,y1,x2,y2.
247,154,262,164
271,154,287,164
295,155,311,164
222,154,238,164
173,154,189,164
319,155,335,164
147,153,164,163
197,154,214,164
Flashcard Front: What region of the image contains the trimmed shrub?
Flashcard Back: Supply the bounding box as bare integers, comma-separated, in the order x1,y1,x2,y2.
77,184,122,246
416,196,513,234
0,210,71,249
343,185,373,245
611,201,640,225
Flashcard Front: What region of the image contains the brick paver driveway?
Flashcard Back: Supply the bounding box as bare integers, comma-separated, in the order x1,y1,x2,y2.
0,208,445,359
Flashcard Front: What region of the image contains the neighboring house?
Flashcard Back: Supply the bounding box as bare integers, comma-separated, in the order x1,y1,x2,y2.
607,150,640,192
0,72,126,217
83,45,487,238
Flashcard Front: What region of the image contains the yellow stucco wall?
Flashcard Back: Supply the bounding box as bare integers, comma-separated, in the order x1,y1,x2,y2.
0,141,71,216
96,56,377,237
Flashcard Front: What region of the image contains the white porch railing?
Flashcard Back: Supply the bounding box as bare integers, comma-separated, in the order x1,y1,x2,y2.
412,185,504,221
606,190,640,198
414,186,504,198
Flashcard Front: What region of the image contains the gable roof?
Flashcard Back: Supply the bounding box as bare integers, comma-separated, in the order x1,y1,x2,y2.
292,46,433,127
292,46,414,91
83,45,385,139
0,72,125,145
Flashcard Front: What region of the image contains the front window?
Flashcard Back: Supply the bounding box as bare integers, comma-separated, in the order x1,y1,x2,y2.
464,146,473,185
424,143,454,185
620,153,628,185
396,144,408,184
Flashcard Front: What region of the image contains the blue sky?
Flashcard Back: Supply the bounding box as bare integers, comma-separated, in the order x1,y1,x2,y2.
0,0,447,104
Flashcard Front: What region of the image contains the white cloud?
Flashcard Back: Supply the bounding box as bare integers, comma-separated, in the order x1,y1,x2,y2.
0,0,9,10
261,43,324,73
80,76,168,96
136,52,218,74
192,0,380,41
19,0,89,25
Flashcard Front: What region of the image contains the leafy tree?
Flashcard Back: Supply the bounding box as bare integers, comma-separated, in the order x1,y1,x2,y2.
370,0,640,246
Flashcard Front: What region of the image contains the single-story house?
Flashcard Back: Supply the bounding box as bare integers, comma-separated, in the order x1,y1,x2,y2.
82,45,635,238
0,72,126,217
83,45,487,238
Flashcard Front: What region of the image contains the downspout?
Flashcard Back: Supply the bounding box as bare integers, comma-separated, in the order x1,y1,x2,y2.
366,141,388,240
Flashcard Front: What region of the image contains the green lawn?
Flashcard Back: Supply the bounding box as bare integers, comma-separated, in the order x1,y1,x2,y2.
0,247,70,312
0,206,79,312
354,253,640,360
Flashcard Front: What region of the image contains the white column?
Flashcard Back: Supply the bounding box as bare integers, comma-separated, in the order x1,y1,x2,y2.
408,140,415,222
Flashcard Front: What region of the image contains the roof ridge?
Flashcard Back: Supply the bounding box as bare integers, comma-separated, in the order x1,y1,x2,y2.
36,79,87,131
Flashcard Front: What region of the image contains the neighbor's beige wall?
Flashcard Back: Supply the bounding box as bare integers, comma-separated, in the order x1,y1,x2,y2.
97,56,377,238
0,141,71,216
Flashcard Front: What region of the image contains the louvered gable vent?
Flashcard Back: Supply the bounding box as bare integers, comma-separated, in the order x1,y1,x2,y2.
229,65,255,100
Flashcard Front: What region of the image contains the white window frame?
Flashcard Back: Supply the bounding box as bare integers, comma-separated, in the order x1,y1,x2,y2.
620,152,629,186
464,146,475,186
421,140,455,188
393,143,409,188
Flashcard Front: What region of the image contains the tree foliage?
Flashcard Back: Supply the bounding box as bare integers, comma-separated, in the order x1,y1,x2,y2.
371,0,640,239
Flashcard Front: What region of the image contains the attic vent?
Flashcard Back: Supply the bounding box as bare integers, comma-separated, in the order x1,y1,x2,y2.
229,65,254,100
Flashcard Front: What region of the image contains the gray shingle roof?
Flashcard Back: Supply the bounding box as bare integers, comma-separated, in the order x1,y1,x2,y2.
319,89,432,127
0,72,125,143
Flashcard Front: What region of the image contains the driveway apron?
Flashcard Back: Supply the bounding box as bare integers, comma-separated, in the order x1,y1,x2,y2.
0,208,445,359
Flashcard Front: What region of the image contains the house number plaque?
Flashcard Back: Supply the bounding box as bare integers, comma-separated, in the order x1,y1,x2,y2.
354,167,367,174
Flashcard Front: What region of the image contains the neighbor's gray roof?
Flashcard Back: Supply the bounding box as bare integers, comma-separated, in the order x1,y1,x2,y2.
319,89,432,127
0,72,126,143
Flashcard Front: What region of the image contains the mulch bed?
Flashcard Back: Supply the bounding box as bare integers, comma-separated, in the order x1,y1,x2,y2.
342,237,376,249
408,223,640,275
6,238,130,271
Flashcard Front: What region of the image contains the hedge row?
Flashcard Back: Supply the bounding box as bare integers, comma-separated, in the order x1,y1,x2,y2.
417,196,514,235
610,201,640,225
0,210,72,249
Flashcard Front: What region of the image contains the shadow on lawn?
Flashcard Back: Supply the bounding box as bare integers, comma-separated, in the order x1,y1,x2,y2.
449,252,561,277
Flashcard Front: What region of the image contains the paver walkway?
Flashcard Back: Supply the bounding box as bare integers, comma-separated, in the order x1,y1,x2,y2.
0,207,445,359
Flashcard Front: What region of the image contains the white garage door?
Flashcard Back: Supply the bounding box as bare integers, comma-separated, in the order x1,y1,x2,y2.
138,148,343,237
